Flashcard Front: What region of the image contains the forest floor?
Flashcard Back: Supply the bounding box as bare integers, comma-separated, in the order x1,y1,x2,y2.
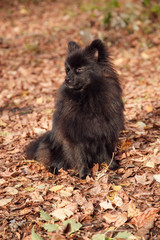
0,0,160,240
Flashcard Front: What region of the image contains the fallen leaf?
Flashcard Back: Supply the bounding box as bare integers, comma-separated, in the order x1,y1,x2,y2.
92,233,105,240
135,121,146,130
128,201,140,218
135,173,147,185
60,187,73,197
20,8,28,15
5,187,18,195
141,52,149,59
89,182,102,195
31,226,43,240
36,97,43,104
33,127,46,135
112,185,122,191
122,168,133,179
63,219,82,234
114,231,133,239
25,187,35,192
153,174,160,183
60,190,72,197
20,208,32,215
145,161,155,168
113,195,123,207
0,198,12,207
51,233,66,240
49,185,64,192
52,208,73,220
30,192,43,202
100,200,114,210
73,192,86,205
37,184,46,189
84,201,94,215
43,223,59,232
40,210,52,221
0,179,5,185
145,105,153,113
92,163,99,177
103,212,127,228
120,139,133,152
130,208,158,229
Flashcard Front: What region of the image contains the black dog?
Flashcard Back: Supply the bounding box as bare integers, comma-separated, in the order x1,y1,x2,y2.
25,39,124,178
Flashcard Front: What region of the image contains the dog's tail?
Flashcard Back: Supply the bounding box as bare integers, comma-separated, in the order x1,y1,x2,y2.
25,131,51,160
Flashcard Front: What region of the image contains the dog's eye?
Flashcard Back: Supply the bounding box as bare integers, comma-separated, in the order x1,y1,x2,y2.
66,67,70,73
76,67,85,73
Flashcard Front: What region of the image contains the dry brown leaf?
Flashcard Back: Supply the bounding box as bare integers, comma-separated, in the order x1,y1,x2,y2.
130,208,159,229
145,161,155,168
20,208,32,215
100,200,114,210
73,192,86,205
92,163,99,177
0,198,12,207
5,187,18,195
51,233,66,240
128,201,140,218
30,191,43,202
120,139,133,152
122,168,133,179
89,182,102,195
51,208,73,220
103,212,127,228
49,185,64,192
60,186,73,197
135,173,147,185
84,201,94,215
112,195,123,207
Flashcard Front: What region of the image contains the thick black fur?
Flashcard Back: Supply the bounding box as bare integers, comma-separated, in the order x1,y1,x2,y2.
25,39,124,178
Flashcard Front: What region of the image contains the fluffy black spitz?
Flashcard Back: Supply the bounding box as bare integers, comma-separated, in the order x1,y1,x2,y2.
25,39,124,178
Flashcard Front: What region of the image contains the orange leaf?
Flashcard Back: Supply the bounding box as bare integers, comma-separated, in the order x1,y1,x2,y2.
130,208,158,229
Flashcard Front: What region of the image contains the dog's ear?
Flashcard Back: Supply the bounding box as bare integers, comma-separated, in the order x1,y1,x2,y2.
85,39,109,62
68,41,81,53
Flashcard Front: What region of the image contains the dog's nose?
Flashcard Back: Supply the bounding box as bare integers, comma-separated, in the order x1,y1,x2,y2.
65,76,71,84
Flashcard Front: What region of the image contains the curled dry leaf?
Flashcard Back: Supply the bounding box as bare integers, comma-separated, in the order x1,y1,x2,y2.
92,163,99,177
130,207,159,229
103,212,127,228
120,139,133,152
20,208,32,215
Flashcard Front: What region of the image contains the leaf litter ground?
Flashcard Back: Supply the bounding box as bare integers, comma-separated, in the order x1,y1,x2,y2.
0,1,160,239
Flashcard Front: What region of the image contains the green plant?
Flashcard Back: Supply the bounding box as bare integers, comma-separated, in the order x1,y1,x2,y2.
103,0,120,26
